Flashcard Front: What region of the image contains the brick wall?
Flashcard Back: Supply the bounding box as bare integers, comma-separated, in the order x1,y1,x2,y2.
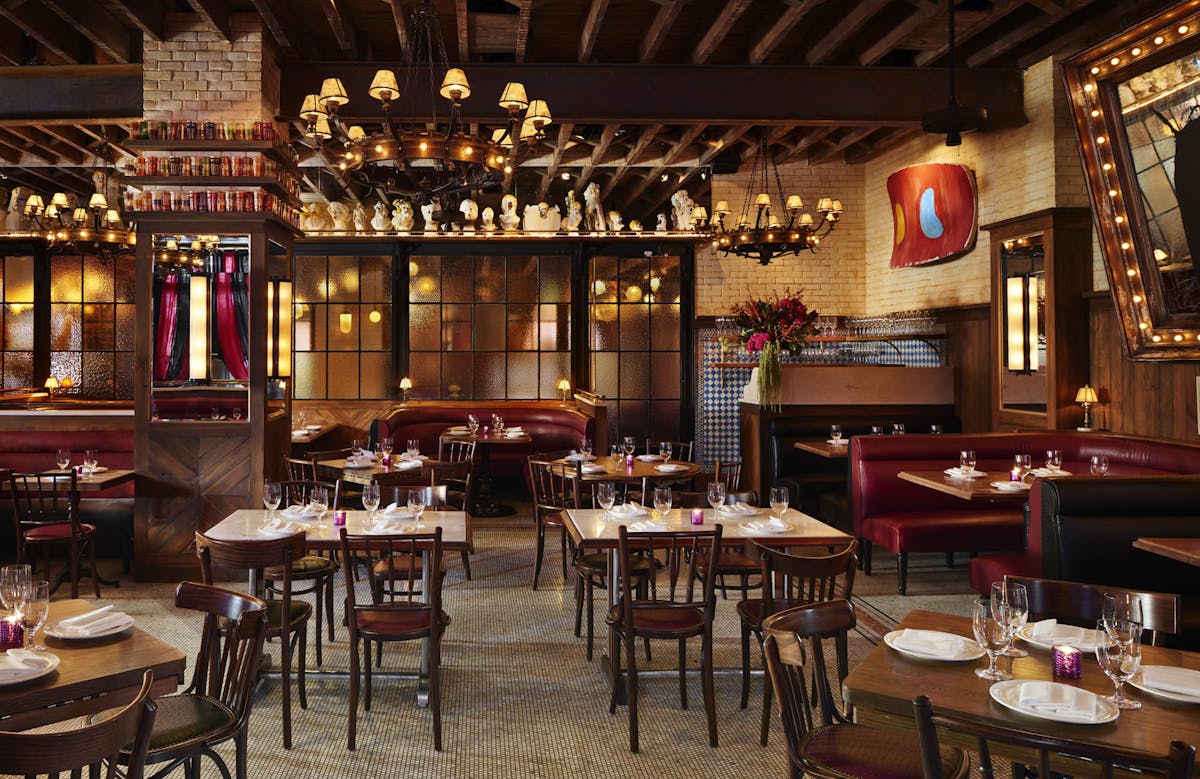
142,13,279,121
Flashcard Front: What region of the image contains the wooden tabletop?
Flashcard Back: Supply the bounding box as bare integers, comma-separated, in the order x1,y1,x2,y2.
563,507,849,550
206,508,471,551
556,456,701,483
439,430,532,445
898,470,1032,501
318,457,430,487
843,610,1200,757
22,469,136,493
0,599,185,731
793,440,850,458
290,423,335,444
1133,537,1200,567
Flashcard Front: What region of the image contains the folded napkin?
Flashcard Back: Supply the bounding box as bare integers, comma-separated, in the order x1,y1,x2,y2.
629,519,667,532
1016,682,1100,721
990,481,1030,491
379,503,414,518
743,517,789,533
54,612,132,637
565,451,595,461
581,463,607,474
367,520,425,534
655,463,687,472
59,605,113,626
259,519,305,537
398,453,427,461
609,503,648,517
291,429,306,436
0,649,50,679
892,628,972,658
944,467,986,479
391,459,423,470
345,457,375,468
282,504,320,519
1030,619,1099,647
718,502,758,515
504,426,525,434
636,454,664,462
1031,467,1072,478
826,439,849,446
1141,666,1200,697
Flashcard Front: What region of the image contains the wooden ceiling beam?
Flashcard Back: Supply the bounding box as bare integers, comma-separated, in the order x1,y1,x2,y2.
250,0,303,57
319,0,356,56
536,122,575,200
807,126,875,164
183,0,233,43
0,22,23,66
514,0,531,62
578,0,610,63
773,127,838,165
639,123,751,216
749,0,820,64
1015,0,1166,69
620,125,706,209
383,0,413,61
692,0,752,64
574,123,620,195
4,163,91,195
105,0,164,42
805,0,889,65
915,1,1024,67
40,0,132,64
857,1,939,65
845,126,921,164
0,65,143,124
607,124,662,191
76,124,133,159
34,124,99,160
455,0,469,61
0,2,82,64
6,126,85,165
0,143,22,165
640,0,684,63
741,123,798,160
0,128,59,165
967,0,1097,68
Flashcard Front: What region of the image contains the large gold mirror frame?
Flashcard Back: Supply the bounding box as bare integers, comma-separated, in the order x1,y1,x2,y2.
1063,0,1200,360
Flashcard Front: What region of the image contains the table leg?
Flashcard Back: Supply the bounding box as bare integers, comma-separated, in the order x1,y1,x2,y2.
470,443,516,517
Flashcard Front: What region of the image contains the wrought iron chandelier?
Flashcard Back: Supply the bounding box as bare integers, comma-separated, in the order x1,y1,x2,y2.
710,132,842,265
15,148,134,255
299,0,551,201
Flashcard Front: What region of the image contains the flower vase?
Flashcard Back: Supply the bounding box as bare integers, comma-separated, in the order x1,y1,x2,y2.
757,340,782,410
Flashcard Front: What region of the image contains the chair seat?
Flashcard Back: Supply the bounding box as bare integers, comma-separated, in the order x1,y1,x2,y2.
542,510,567,527
575,552,653,577
608,602,705,635
800,723,963,779
372,554,447,580
696,549,758,575
25,523,95,541
265,599,312,631
736,597,811,627
263,555,337,579
142,693,237,753
355,605,438,637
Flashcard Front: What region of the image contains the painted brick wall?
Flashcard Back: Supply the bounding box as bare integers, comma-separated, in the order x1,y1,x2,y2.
143,13,279,121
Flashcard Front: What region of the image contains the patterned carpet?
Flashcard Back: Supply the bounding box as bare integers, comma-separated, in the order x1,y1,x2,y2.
84,528,976,778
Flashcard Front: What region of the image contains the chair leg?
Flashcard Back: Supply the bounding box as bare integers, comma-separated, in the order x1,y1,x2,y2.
87,535,100,598
348,638,359,750
69,537,80,599
235,728,248,779
430,633,443,751
559,528,568,580
678,639,688,709
325,574,335,643
533,524,546,590
459,550,472,580
608,632,622,714
280,627,292,749
860,538,872,573
363,640,373,711
897,552,908,595
759,660,773,747
313,583,324,668
739,622,752,709
626,631,640,753
702,631,717,748
573,572,584,639
297,626,308,710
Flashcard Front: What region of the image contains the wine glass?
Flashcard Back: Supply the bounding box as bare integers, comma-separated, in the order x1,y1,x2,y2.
1014,454,1032,478
610,444,622,464
596,483,616,518
297,411,308,429
892,422,906,435
379,438,394,457
23,581,49,651
870,425,885,435
0,565,31,613
1045,449,1063,472
1102,592,1143,630
769,485,789,518
653,487,672,516
55,449,70,472
930,424,943,435
580,438,593,459
263,481,282,517
829,424,842,443
406,438,421,459
310,486,329,517
350,439,364,457
362,483,380,519
467,414,479,435
210,407,222,421
990,581,1029,658
1095,620,1142,709
960,449,977,474
407,488,426,522
82,449,98,479
659,441,672,461
707,482,726,511
622,435,636,458
1090,454,1110,476
494,416,505,435
972,597,1013,680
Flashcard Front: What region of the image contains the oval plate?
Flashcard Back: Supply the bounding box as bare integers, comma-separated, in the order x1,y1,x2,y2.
45,614,135,640
1128,667,1200,704
989,680,1118,725
883,630,984,661
0,651,60,685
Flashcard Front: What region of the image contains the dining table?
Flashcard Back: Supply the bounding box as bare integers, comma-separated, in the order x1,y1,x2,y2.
318,456,430,488
0,598,185,731
37,468,136,493
556,454,702,501
439,428,532,516
842,609,1200,763
793,440,850,459
897,470,1034,502
1133,537,1200,567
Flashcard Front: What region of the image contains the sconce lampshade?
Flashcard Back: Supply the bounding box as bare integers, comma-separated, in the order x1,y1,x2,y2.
556,378,570,392
189,274,209,379
339,310,353,334
1005,275,1039,373
24,194,44,214
300,93,327,121
267,279,293,379
399,377,413,391
1075,384,1098,404
525,100,552,127
43,376,59,390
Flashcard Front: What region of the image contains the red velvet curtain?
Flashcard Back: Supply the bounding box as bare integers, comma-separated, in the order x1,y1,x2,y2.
154,274,179,381
215,273,249,380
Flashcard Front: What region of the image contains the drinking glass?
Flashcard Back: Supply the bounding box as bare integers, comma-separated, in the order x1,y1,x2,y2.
297,411,308,428
467,414,479,434
653,487,672,516
829,424,842,443
707,482,725,511
379,438,394,456
610,444,622,464
622,436,636,457
362,483,381,519
1090,454,1110,476
1045,449,1062,472
310,486,329,517
351,439,365,457
82,449,98,479
870,425,885,435
960,450,977,473
1095,620,1142,709
769,486,789,518
659,441,673,461
407,488,427,521
972,597,1012,680
406,439,421,458
929,424,943,435
494,416,506,435
1102,592,1143,630
491,413,501,430
210,407,222,420
23,581,49,651
231,407,243,421
580,438,593,458
55,449,70,471
263,482,282,517
0,565,31,612
596,483,616,518
892,422,906,435
1014,453,1032,477
990,581,1029,658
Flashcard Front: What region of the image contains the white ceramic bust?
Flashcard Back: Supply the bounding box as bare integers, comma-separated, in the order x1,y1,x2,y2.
352,202,367,232
607,210,624,232
459,198,478,232
481,206,496,232
499,194,521,231
564,200,583,233
327,201,351,233
421,201,437,233
583,182,605,232
671,189,695,231
392,199,414,232
656,212,668,232
371,201,389,232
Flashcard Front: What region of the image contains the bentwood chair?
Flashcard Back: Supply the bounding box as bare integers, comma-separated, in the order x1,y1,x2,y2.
607,525,722,753
339,526,449,751
762,601,965,779
1005,574,1182,646
713,458,744,493
9,469,100,598
284,457,316,481
437,437,476,464
738,541,857,746
197,532,311,750
913,694,1195,779
126,582,267,779
307,447,354,483
7,669,156,779
528,455,578,589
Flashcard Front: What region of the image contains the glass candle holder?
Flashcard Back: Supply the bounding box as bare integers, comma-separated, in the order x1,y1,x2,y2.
333,510,347,527
1010,465,1023,482
690,509,704,525
1052,645,1082,679
0,616,25,651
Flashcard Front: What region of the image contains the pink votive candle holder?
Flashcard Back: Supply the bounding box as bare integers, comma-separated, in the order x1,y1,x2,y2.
1052,645,1082,679
333,510,346,527
690,508,704,525
0,616,24,651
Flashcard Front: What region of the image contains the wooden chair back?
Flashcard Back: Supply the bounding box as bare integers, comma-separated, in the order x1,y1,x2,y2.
284,457,315,481
378,483,457,510
528,457,582,511
437,438,476,463
9,470,77,529
308,447,352,482
912,694,1196,779
339,526,443,614
173,581,267,732
0,669,157,779
758,541,858,616
1005,575,1182,646
614,526,721,622
274,479,338,509
643,439,694,462
714,459,743,492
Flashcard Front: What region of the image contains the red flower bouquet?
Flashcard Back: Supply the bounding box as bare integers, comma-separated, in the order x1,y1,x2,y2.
731,290,820,408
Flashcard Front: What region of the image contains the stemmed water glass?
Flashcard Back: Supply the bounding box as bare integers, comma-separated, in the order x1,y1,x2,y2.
610,444,622,464
960,449,977,474
379,438,394,458
653,487,672,517
350,439,364,457
406,439,421,459
82,449,98,479
1045,449,1063,472
310,486,329,519
0,565,31,622
829,424,842,443
1013,454,1032,478
407,488,427,523
55,449,70,472
263,481,282,518
580,438,593,459
659,441,672,461
1095,620,1142,709
769,486,789,519
1102,592,1143,633
596,483,616,519
972,597,1012,680
467,414,479,435
892,423,906,435
622,436,636,458
23,581,49,651
707,482,726,512
362,483,380,520
1091,455,1110,476
990,581,1029,658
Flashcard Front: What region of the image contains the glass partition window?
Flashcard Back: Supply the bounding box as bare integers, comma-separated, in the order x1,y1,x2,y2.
408,255,570,400
1,255,34,389
294,254,392,399
50,254,135,398
999,234,1047,414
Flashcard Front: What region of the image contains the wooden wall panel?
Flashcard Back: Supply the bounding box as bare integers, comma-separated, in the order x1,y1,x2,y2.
940,304,992,433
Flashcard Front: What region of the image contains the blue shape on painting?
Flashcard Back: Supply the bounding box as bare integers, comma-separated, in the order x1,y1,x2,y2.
918,187,944,239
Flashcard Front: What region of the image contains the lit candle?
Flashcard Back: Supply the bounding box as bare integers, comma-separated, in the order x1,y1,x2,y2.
333,510,347,527
0,614,24,650
1010,465,1023,482
1052,645,1082,679
690,508,704,525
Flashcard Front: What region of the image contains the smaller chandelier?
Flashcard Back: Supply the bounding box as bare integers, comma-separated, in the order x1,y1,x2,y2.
20,189,134,251
710,133,842,265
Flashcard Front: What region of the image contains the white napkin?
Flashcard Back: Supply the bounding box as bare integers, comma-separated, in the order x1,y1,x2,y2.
504,426,525,434
1141,666,1200,697
259,518,305,536
291,429,306,436
609,502,648,517
743,517,789,533
0,649,50,679
581,463,607,474
718,502,757,515
282,504,320,520
990,481,1030,491
392,459,423,470
379,503,414,518
1031,467,1072,478
54,613,132,637
892,628,971,658
398,453,427,461
945,467,986,479
826,439,849,446
566,451,595,461
636,454,664,462
629,519,667,532
1016,682,1100,721
59,605,113,626
655,463,687,472
1029,619,1103,648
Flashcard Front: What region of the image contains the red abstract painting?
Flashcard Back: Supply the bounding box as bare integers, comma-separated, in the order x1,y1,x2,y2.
887,163,978,268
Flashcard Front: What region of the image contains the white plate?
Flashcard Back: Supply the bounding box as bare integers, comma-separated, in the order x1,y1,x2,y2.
826,439,849,446
581,464,607,474
1129,667,1200,704
945,468,986,479
305,424,322,431
1031,468,1072,478
1017,623,1104,652
739,519,792,535
343,461,374,470
989,680,1119,725
883,630,984,661
364,522,426,535
655,463,688,472
566,453,595,462
46,614,136,640
718,505,760,517
990,481,1030,492
0,652,60,684
280,508,321,521
637,454,664,461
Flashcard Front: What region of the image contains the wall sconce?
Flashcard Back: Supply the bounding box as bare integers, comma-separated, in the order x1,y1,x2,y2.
1075,384,1099,431
368,308,382,324
556,377,571,404
1005,275,1038,373
339,309,353,334
189,274,209,379
399,376,412,404
267,279,293,379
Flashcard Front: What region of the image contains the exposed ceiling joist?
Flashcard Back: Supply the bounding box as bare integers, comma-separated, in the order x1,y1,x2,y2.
0,128,60,165
251,0,303,56
384,0,413,61
773,126,838,165
857,1,939,65
0,2,82,64
320,0,357,55
640,0,684,62
845,126,921,163
741,124,798,159
574,123,620,195
41,0,131,64
967,0,1097,67
642,125,750,215
1014,0,1165,69
76,124,132,158
749,0,820,64
692,0,752,64
579,0,610,63
455,0,469,60
34,124,99,160
104,0,164,42
537,122,575,199
183,0,233,43
606,124,663,190
514,0,531,62
808,126,875,164
619,125,706,209
806,0,890,64
6,125,85,165
915,1,1024,67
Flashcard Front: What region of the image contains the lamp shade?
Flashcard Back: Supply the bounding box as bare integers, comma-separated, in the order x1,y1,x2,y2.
318,77,349,109
785,195,803,210
347,125,366,141
44,204,59,219
754,193,772,208
50,192,70,208
714,200,730,215
267,279,293,379
24,194,43,213
300,93,327,121
43,376,59,390
556,378,570,392
524,99,552,126
439,68,471,101
498,82,529,111
72,207,88,224
89,192,108,210
312,117,332,140
105,209,120,225
1075,384,1099,404
368,69,400,102
399,376,413,391
691,206,708,224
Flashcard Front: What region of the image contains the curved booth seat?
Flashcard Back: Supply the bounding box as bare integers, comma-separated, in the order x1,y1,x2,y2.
850,431,1200,595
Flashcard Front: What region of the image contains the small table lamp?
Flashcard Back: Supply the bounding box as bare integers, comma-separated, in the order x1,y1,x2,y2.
1075,384,1099,431
556,378,571,404
399,376,412,405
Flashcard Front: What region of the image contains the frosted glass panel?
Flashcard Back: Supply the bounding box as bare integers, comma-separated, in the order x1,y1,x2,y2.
115,304,135,351
410,304,440,351
3,352,31,389
508,256,538,301
442,353,472,399
591,307,617,349
620,352,648,397
440,256,472,301
83,257,114,302
50,256,82,302
507,353,538,398
50,304,81,350
115,260,135,301
650,354,680,398
409,354,441,400
83,304,115,351
4,257,33,302
650,305,680,350
475,257,504,303
442,304,471,351
359,353,391,398
540,352,570,398
593,351,618,398
329,257,359,302
539,304,569,350
294,353,324,398
82,352,114,396
327,353,359,398
540,257,570,302
474,353,505,397
475,305,505,350
360,256,392,301
5,305,33,350
619,305,649,349
295,256,328,302
50,352,81,385
361,305,390,350
507,304,536,350
116,352,134,398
